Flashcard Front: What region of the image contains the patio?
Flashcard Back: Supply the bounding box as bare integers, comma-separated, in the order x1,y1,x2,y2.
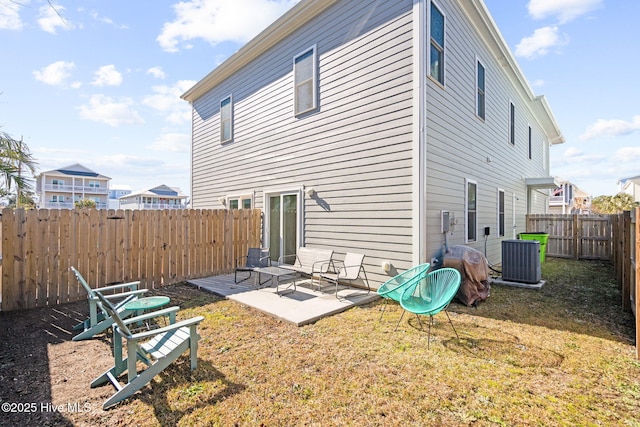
188,273,379,326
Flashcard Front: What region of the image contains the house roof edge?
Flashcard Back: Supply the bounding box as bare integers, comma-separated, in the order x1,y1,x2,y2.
181,0,339,103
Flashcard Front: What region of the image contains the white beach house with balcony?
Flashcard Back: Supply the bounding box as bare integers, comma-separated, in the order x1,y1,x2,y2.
118,185,188,210
36,163,110,209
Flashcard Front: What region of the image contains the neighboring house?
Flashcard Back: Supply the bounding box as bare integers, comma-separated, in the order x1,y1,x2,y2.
549,180,591,214
36,163,110,209
181,0,564,286
118,185,188,210
108,184,133,209
618,175,640,202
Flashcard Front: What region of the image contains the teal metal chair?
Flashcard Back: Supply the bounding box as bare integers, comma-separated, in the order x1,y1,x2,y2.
399,267,462,348
376,263,430,321
71,266,148,341
91,290,204,409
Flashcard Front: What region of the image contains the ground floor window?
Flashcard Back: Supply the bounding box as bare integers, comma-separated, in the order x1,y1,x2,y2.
466,179,477,242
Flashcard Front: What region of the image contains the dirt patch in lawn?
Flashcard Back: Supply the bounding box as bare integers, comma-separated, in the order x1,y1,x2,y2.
1,259,639,426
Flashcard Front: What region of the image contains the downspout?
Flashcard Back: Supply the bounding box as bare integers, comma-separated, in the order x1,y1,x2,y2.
412,0,427,266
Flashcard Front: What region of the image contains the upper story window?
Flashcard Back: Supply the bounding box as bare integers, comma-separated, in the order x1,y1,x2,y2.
429,2,445,85
294,46,317,116
220,95,233,143
476,60,485,120
466,179,477,243
88,180,100,188
509,102,516,145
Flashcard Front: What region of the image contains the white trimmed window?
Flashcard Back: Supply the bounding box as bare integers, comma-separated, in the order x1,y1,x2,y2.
497,189,505,237
476,59,485,120
228,195,252,210
220,95,233,143
528,125,532,159
466,179,477,243
509,102,516,145
294,46,317,116
429,2,445,85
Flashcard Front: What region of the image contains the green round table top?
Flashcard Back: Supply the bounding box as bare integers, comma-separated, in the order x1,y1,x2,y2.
124,296,170,311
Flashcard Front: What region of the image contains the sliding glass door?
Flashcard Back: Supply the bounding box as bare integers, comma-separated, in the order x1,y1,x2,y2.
267,192,299,263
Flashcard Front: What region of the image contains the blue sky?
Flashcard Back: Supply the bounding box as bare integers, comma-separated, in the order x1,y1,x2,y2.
0,0,637,197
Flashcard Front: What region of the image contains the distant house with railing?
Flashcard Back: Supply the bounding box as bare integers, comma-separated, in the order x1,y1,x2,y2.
108,184,133,209
36,163,110,209
618,175,640,202
118,185,188,210
549,179,591,214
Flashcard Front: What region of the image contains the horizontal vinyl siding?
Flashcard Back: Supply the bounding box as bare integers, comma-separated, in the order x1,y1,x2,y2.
191,0,415,285
425,0,553,265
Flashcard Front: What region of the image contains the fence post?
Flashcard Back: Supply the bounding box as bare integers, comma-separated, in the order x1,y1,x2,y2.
635,207,639,359
622,212,631,312
572,214,579,260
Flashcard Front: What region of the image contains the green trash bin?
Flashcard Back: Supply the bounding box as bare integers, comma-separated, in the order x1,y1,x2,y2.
519,232,549,263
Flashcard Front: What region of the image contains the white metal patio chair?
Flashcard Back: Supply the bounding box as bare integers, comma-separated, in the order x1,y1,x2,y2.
319,252,370,298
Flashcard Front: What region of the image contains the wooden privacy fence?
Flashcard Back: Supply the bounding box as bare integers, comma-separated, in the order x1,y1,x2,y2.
1,208,262,312
526,214,614,260
528,212,639,358
612,208,639,359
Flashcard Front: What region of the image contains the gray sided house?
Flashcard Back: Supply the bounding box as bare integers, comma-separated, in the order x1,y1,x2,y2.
182,0,564,288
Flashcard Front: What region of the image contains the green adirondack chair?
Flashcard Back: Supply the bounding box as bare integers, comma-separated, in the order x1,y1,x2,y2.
399,267,462,348
71,266,148,341
91,290,204,409
376,263,430,321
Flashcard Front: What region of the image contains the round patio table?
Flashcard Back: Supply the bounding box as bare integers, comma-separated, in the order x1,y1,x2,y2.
123,296,170,312
123,296,171,330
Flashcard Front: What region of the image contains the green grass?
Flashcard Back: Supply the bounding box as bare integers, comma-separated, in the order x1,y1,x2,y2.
64,259,640,425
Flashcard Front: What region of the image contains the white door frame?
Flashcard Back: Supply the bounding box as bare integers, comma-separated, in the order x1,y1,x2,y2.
263,187,303,262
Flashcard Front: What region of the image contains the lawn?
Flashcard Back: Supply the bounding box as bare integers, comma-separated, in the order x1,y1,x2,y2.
1,258,638,426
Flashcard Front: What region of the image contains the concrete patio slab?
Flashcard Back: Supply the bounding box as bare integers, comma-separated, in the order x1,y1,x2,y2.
187,273,379,326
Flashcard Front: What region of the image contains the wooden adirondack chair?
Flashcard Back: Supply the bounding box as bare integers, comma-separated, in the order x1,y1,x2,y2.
91,291,205,409
71,266,148,341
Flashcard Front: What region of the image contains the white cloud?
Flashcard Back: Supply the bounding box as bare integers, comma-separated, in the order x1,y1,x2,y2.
527,0,603,24
141,80,196,125
147,66,166,79
515,26,567,59
33,61,76,85
564,147,582,157
77,94,145,127
531,79,546,88
0,2,23,30
157,0,299,52
580,116,640,141
37,4,72,34
90,11,112,25
89,10,128,29
148,132,191,152
613,147,640,162
92,65,123,86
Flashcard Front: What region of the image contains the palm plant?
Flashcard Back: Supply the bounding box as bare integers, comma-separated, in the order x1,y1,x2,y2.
0,131,37,202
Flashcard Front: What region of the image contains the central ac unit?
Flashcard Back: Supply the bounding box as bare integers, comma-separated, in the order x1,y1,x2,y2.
502,240,541,284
